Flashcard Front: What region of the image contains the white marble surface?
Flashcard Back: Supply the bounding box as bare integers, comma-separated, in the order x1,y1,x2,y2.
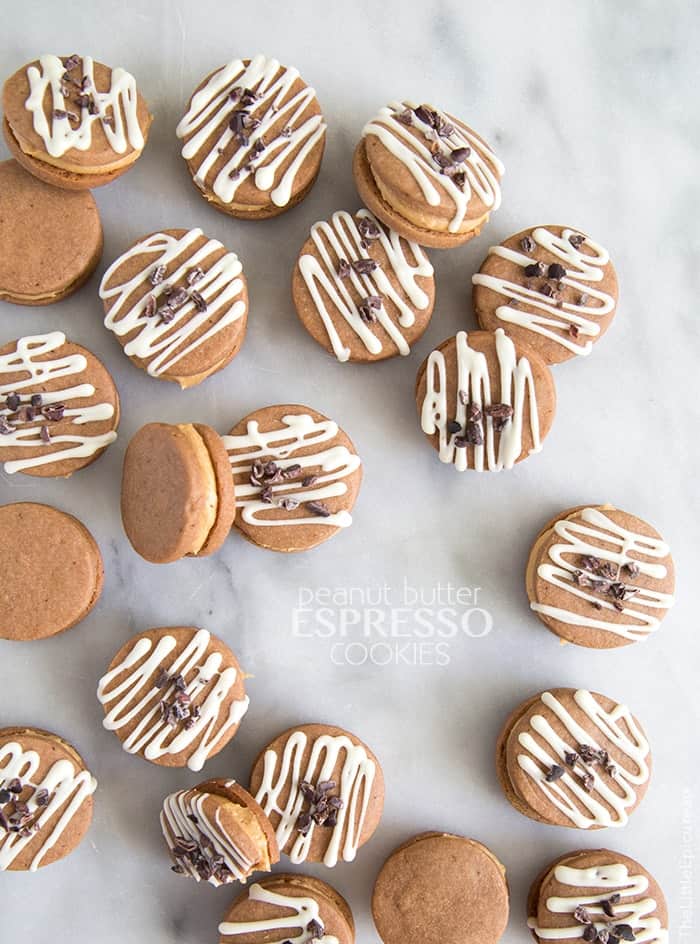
0,1,698,941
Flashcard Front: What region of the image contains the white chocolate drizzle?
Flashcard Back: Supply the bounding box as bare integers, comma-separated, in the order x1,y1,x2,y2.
219,882,340,942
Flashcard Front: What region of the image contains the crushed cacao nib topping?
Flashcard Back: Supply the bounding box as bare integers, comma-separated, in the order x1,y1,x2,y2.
466,403,482,423
395,107,414,126
541,283,559,300
166,287,189,311
569,233,585,248
357,217,380,242
278,497,300,511
458,390,469,406
446,420,462,435
545,764,565,782
306,918,325,940
260,486,273,504
524,261,546,277
281,463,302,480
450,146,471,163
302,474,318,488
53,108,79,121
0,789,11,804
622,561,640,578
62,54,81,70
280,125,293,138
337,258,351,279
144,294,158,318
484,403,514,432
464,420,484,446
520,235,536,253
295,780,343,834
30,393,43,407
564,751,578,767
548,262,567,280
39,425,51,444
569,324,581,339
189,290,207,313
171,831,235,885
358,295,382,323
579,292,590,305
0,418,13,435
151,264,167,285
187,267,204,285
351,258,380,275
574,905,592,924
5,392,20,411
307,501,331,518
601,894,622,918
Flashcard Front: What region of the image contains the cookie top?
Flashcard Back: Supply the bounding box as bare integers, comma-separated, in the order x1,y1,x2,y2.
527,505,675,649
176,54,326,213
293,208,435,362
3,53,150,172
0,159,102,304
0,331,119,477
416,328,556,472
372,832,509,944
250,723,384,867
219,873,355,944
527,848,668,944
472,225,619,364
223,405,362,552
99,228,248,387
0,726,96,871
499,688,651,829
97,626,249,771
0,502,104,642
161,779,278,887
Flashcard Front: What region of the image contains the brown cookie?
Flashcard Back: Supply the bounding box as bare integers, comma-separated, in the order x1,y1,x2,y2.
354,101,504,249
415,328,556,471
495,688,652,830
292,208,436,363
372,832,509,944
121,422,236,563
223,404,362,552
97,626,249,771
527,848,668,944
176,55,326,219
526,504,676,649
0,725,96,871
0,502,103,641
99,228,249,388
0,331,119,477
472,225,619,365
0,160,102,305
250,722,384,867
161,778,279,887
219,873,355,943
2,53,151,190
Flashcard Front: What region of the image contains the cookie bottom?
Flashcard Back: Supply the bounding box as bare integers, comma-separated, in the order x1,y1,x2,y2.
185,164,321,220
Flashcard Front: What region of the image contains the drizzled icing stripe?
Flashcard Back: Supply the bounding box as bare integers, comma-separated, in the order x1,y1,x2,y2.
421,327,541,471
0,332,117,475
255,730,376,867
0,740,96,871
472,227,615,355
298,209,433,361
219,883,340,943
97,628,249,772
363,101,504,233
176,54,326,208
25,54,144,158
516,689,650,829
528,862,668,942
531,507,674,641
223,413,361,528
99,229,246,377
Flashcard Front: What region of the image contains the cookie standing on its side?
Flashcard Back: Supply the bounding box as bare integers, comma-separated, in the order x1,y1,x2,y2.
2,53,151,190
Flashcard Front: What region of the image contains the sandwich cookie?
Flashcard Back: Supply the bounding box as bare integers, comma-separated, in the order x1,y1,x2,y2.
99,228,249,388
121,422,236,563
97,626,249,771
223,405,362,552
2,53,151,190
416,328,556,471
293,208,435,363
527,848,668,943
0,331,119,476
219,873,355,943
472,226,619,365
176,54,326,219
250,723,384,868
0,502,103,642
354,101,504,248
526,505,675,649
496,688,651,830
161,778,278,887
0,159,102,305
372,832,509,944
0,726,96,871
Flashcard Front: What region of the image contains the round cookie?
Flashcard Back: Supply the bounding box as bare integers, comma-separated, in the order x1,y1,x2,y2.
292,208,436,363
0,160,103,305
223,405,362,553
416,327,556,471
0,725,96,871
472,225,619,365
0,331,119,477
176,54,326,219
121,422,236,563
527,848,668,943
161,778,279,887
250,722,384,867
0,502,103,642
527,504,675,649
99,228,249,388
372,832,509,944
97,626,249,771
219,873,355,943
354,101,504,248
495,688,652,830
2,53,151,190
